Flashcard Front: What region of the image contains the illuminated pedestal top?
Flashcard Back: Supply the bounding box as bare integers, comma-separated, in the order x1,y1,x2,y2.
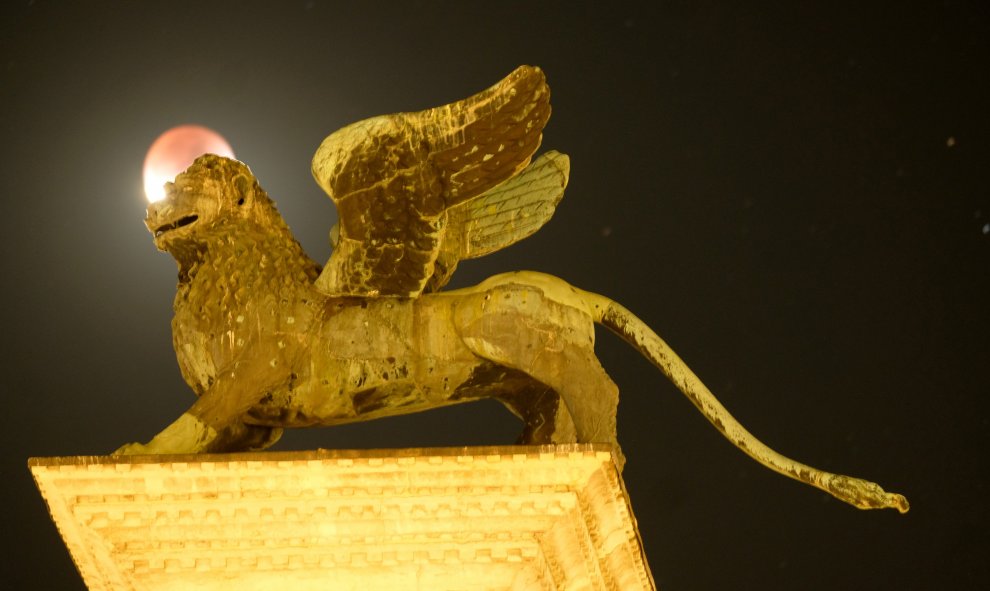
30,445,655,590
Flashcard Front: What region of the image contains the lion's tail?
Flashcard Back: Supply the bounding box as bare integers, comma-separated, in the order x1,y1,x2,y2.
580,289,908,513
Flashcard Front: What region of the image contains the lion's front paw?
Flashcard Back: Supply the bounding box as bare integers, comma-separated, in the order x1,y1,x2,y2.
112,442,150,456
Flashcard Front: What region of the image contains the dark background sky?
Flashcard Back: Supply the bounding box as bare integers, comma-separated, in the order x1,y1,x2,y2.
1,1,987,589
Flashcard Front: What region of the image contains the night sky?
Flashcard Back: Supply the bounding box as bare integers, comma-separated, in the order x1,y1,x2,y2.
2,2,987,589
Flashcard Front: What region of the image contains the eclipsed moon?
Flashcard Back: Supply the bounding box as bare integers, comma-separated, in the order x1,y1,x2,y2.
143,125,235,202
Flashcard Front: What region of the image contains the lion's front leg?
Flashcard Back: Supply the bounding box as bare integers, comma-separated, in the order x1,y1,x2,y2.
113,358,286,456
113,412,282,455
113,412,219,455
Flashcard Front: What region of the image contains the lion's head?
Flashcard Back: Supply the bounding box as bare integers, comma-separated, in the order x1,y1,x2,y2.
145,155,283,256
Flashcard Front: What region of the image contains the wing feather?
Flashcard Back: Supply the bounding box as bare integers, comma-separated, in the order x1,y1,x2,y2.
425,151,569,292
457,150,569,257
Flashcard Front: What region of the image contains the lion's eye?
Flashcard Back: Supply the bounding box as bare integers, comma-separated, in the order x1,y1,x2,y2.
233,174,251,206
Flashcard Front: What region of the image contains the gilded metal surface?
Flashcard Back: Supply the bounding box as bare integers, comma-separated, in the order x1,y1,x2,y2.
117,66,907,513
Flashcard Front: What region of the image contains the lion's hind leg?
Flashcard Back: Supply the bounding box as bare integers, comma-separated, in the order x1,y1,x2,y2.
497,385,577,445
455,286,624,468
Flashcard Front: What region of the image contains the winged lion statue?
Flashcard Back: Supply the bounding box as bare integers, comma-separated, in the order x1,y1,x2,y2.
115,66,907,513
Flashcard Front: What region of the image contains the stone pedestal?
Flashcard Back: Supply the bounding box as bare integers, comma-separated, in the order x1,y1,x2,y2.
30,444,655,590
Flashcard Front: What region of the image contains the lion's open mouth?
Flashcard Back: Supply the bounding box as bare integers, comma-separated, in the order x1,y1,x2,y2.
154,215,199,237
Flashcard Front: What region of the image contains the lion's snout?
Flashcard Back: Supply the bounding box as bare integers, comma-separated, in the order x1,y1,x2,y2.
145,199,173,235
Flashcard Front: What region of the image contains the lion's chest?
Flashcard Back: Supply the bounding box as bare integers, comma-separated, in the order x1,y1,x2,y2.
171,261,307,396
171,299,255,396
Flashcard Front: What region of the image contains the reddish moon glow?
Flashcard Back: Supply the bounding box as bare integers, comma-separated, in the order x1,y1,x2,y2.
142,125,235,202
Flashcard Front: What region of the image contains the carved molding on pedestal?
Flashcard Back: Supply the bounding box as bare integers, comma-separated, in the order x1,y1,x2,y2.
30,444,655,590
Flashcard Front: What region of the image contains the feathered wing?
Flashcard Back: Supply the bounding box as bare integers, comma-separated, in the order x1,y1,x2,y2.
426,150,569,292
311,65,552,298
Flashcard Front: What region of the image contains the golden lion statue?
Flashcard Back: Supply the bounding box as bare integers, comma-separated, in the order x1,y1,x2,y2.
116,66,907,513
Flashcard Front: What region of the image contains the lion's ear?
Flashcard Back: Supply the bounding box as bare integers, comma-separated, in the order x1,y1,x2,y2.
233,174,252,207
